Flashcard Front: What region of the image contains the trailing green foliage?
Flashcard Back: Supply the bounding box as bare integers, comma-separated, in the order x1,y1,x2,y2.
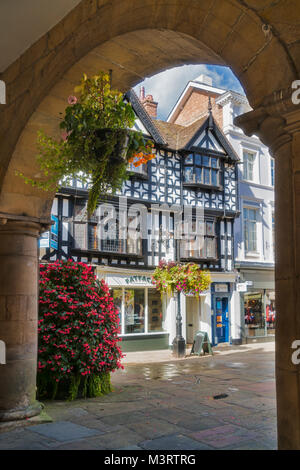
17,72,153,215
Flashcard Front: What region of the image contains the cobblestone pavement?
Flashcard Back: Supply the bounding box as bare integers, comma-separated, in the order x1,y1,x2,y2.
0,343,276,450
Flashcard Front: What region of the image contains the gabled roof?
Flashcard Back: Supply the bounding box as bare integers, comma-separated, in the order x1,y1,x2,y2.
155,113,240,162
125,89,165,145
126,89,239,162
155,116,207,151
167,79,225,123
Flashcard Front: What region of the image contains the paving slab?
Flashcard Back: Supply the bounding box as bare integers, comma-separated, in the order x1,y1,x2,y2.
100,410,149,426
140,433,213,450
190,424,258,449
29,421,102,442
124,418,182,440
220,412,275,430
0,428,56,450
0,343,277,450
82,428,145,450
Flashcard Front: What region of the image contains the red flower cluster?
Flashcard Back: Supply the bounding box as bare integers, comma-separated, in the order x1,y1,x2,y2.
38,259,124,385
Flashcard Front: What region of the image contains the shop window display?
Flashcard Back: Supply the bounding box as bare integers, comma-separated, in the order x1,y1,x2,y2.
125,289,145,334
112,289,122,328
244,290,276,338
110,286,166,336
266,290,276,335
148,289,164,332
244,292,265,337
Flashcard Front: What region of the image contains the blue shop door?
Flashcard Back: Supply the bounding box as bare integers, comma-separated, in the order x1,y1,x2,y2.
215,297,229,343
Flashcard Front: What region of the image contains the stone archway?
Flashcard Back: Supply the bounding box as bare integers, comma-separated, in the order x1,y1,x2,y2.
0,0,300,449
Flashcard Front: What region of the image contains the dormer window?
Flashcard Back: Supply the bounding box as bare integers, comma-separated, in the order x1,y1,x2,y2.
183,153,220,188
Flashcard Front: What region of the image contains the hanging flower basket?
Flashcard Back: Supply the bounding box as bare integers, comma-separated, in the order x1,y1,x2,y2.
17,72,155,216
152,259,211,297
94,128,129,163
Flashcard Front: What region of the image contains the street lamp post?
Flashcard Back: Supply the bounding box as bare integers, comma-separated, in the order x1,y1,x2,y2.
172,231,186,358
172,290,186,357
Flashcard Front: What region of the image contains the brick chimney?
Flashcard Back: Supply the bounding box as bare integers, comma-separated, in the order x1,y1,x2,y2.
139,87,158,119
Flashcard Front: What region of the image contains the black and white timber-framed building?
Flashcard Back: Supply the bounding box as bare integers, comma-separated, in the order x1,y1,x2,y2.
40,88,241,351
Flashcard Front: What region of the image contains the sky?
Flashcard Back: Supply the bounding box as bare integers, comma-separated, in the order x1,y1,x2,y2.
133,64,245,121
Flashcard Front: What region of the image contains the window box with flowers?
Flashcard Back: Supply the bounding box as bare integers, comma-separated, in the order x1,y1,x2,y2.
17,72,155,216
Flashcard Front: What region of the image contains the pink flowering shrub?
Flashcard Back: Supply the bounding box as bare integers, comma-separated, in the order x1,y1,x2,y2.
37,259,123,400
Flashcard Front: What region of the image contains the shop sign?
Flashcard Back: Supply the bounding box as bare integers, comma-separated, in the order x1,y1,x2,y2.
105,273,155,287
214,283,228,292
39,214,58,249
237,283,248,292
125,275,153,285
50,215,58,249
185,290,209,297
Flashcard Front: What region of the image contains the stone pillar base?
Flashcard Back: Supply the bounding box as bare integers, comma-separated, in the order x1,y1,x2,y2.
0,402,42,422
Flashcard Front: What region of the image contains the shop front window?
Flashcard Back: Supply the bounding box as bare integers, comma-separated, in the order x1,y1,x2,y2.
272,213,275,258
148,289,164,332
244,289,276,337
111,289,122,328
244,291,265,337
111,286,165,336
266,290,276,335
124,289,145,334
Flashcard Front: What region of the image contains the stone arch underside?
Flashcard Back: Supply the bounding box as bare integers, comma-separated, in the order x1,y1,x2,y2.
0,0,299,220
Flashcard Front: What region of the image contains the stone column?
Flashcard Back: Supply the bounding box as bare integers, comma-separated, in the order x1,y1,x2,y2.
236,97,300,450
0,218,44,422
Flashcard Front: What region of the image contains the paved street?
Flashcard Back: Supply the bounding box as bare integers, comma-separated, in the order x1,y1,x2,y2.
0,343,276,450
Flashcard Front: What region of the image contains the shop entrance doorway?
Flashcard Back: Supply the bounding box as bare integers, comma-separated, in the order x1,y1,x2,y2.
214,296,229,343
186,297,200,344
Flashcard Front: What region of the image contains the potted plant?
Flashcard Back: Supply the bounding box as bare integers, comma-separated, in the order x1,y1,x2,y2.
18,72,154,215
152,259,211,297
